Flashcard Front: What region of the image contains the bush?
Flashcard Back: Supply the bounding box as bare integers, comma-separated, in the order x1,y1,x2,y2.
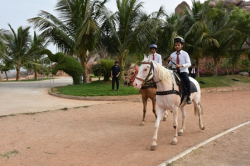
101,59,115,81
239,58,250,72
199,69,213,77
92,63,104,80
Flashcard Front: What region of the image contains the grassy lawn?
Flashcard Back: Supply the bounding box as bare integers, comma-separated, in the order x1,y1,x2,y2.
53,75,250,96
196,75,250,88
54,80,140,96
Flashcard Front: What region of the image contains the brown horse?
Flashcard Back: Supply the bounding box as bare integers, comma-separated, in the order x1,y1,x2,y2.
124,63,168,126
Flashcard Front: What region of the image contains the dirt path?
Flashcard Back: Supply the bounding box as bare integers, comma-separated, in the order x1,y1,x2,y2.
0,91,250,166
170,123,250,166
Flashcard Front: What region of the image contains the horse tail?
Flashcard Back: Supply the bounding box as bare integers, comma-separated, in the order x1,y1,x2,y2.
194,102,203,116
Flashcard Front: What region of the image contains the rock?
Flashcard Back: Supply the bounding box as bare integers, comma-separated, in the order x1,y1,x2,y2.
235,0,244,5
239,72,249,76
238,1,250,8
241,6,250,12
175,1,191,14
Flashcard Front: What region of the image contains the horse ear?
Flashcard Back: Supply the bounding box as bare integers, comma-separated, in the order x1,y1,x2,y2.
143,54,148,60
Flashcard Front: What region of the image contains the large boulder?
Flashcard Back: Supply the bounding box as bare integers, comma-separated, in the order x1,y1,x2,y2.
239,72,249,76
175,1,191,14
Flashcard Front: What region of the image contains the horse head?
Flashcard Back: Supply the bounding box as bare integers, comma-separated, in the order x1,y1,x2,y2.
133,55,153,89
124,63,139,86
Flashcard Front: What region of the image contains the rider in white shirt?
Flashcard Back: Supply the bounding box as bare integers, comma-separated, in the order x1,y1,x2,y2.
149,44,162,65
167,37,192,104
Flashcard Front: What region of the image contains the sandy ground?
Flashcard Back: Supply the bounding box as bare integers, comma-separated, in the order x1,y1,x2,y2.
0,91,250,166
171,123,250,166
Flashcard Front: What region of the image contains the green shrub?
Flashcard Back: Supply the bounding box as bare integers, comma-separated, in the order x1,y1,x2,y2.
100,59,115,81
41,49,84,84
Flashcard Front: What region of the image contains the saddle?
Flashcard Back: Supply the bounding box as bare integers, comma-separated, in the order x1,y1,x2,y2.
173,71,197,104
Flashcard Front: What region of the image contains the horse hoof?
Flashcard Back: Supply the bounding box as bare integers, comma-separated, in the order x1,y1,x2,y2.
171,140,177,145
178,131,183,136
201,126,205,130
150,145,157,151
163,117,167,121
139,123,144,126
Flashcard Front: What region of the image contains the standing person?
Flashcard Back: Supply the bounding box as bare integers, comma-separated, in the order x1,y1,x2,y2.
111,61,120,92
149,44,162,65
189,64,197,79
167,37,192,104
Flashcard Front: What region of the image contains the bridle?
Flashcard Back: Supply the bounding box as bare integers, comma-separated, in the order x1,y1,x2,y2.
126,66,139,86
135,61,161,84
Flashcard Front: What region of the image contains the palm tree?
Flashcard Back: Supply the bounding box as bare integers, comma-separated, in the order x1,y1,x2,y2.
157,13,180,57
1,25,47,80
1,25,32,80
28,0,107,83
100,0,161,77
181,0,210,77
0,29,8,81
202,7,240,76
26,32,49,80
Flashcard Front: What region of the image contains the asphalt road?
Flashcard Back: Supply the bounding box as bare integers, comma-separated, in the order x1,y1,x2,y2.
0,77,115,116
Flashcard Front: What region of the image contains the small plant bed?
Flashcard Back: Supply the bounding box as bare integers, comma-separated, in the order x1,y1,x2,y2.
53,81,140,96
196,75,250,88
53,75,250,97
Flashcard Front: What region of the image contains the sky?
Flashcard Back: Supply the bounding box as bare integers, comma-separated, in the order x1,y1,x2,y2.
0,0,205,53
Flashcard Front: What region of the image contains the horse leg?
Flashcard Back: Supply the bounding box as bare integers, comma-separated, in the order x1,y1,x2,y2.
151,96,157,119
163,110,168,121
171,107,179,145
197,102,205,130
140,96,148,126
178,107,186,136
150,107,164,151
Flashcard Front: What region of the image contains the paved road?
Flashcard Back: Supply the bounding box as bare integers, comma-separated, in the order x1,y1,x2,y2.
0,77,116,116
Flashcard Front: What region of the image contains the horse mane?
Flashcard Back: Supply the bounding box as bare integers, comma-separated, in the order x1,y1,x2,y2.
153,62,173,83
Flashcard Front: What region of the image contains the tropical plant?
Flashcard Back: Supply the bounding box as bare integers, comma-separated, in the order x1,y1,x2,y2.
202,4,240,76
100,0,162,78
92,63,104,80
41,49,84,84
100,59,114,81
28,0,108,83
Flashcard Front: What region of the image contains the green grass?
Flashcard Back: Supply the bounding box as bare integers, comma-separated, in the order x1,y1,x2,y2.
0,149,19,159
196,75,250,88
54,75,250,96
54,80,140,96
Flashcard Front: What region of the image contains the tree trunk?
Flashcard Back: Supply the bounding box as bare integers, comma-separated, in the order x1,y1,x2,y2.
214,61,218,76
0,71,2,81
232,64,235,75
80,54,87,83
34,68,38,80
196,58,200,77
16,67,21,81
5,71,8,80
119,52,126,80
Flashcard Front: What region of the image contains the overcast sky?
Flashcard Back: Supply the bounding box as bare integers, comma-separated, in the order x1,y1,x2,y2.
0,0,205,53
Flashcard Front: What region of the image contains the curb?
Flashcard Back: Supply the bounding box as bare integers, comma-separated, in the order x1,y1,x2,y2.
200,86,250,94
48,89,142,102
158,120,250,166
48,86,250,102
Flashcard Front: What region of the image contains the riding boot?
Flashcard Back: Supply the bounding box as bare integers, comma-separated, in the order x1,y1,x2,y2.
186,96,192,104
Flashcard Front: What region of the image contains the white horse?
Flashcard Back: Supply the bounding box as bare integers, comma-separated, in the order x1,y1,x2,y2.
133,56,205,150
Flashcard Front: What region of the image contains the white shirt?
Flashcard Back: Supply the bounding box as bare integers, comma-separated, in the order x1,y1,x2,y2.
167,50,191,73
191,68,196,74
149,53,162,66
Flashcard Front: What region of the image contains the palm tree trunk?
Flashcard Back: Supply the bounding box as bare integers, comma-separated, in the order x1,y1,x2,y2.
34,68,38,80
119,52,126,80
80,53,87,83
0,71,2,81
214,60,218,76
196,58,200,77
5,71,8,80
16,67,21,81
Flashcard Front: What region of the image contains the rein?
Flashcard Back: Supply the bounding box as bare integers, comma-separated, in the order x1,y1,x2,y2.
135,61,181,97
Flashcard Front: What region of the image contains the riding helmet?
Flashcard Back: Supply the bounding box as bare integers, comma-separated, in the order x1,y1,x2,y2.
150,44,157,49
174,37,184,44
